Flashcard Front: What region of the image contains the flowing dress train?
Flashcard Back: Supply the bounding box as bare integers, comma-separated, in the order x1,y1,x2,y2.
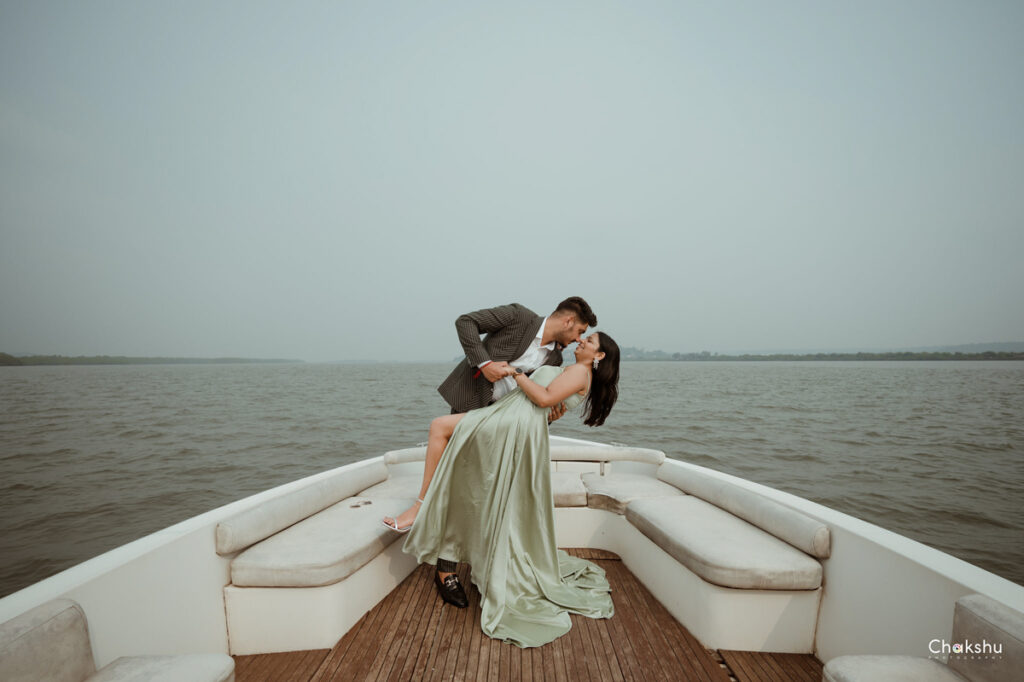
403,365,614,647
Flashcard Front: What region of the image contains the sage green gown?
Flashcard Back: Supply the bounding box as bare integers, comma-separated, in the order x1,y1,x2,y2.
403,365,614,647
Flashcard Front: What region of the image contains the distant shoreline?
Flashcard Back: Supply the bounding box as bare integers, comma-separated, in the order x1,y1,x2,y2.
0,354,303,366
4,351,1023,367
626,351,1024,362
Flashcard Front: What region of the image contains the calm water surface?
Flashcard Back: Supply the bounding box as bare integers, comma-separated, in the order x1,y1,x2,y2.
1,361,1022,597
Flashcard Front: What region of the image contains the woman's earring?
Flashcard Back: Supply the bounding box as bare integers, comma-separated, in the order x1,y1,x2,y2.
593,358,600,369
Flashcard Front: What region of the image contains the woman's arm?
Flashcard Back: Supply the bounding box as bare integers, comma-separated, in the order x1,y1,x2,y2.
509,364,588,408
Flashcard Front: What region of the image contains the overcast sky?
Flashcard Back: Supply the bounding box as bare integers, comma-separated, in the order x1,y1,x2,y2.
2,2,1022,362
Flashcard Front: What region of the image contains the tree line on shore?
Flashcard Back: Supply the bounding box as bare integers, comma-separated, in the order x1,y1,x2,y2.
621,348,1024,362
4,350,1022,366
0,353,301,366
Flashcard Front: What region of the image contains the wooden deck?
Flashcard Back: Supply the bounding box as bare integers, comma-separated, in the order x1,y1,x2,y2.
233,549,823,681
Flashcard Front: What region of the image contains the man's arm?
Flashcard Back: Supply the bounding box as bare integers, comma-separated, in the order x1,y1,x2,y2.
454,303,525,368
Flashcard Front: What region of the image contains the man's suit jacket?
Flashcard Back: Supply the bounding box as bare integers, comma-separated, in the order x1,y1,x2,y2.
437,303,563,413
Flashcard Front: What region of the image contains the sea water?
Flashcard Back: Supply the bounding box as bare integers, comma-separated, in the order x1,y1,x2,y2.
1,360,1021,597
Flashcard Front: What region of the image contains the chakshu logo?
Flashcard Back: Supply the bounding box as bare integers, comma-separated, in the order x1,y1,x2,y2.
929,638,1003,657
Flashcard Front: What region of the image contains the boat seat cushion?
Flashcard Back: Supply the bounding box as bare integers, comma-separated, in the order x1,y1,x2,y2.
822,655,966,682
0,598,96,682
551,472,587,507
626,496,823,590
947,593,1024,681
581,473,684,514
216,459,388,555
0,598,235,682
358,476,422,499
87,655,235,682
230,496,415,587
658,464,831,559
824,594,1024,682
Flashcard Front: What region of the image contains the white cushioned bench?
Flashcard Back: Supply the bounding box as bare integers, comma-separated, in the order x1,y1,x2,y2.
218,458,421,654
536,444,831,651
0,599,234,682
357,476,422,499
215,459,388,556
551,445,677,512
625,464,830,591
230,496,415,587
824,594,1024,682
551,472,588,506
627,496,823,590
217,445,831,655
657,463,831,559
582,472,684,514
578,457,832,653
219,458,416,589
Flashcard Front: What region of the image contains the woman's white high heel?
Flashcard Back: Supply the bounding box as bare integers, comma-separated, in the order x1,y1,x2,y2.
382,498,423,533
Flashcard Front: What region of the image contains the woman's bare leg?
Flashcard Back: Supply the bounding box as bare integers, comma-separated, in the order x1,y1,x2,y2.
383,413,464,530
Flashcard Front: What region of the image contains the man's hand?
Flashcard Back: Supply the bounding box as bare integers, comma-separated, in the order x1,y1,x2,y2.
480,361,510,383
547,402,567,424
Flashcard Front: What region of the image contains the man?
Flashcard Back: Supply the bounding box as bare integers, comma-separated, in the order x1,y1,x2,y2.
438,296,597,413
431,296,597,607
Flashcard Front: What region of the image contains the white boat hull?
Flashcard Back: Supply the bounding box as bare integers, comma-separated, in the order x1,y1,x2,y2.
2,437,1022,668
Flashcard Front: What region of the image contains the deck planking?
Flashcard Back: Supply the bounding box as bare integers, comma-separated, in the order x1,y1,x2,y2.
233,549,821,681
720,649,824,682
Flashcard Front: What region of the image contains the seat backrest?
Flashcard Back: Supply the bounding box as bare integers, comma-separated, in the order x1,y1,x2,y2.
549,445,665,465
0,598,96,682
216,458,387,554
383,446,427,466
658,462,831,559
947,593,1024,682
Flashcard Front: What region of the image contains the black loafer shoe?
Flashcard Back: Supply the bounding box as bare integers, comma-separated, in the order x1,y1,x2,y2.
434,571,468,608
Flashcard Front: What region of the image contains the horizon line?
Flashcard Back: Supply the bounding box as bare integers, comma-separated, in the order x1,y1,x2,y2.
5,341,1024,365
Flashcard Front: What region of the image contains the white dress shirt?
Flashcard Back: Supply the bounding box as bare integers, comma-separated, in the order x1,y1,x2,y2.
483,317,556,402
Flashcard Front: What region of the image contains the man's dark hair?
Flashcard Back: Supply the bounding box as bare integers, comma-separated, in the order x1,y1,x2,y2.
553,296,597,327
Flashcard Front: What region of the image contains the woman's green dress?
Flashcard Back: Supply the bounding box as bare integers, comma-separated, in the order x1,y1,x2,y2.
403,365,614,647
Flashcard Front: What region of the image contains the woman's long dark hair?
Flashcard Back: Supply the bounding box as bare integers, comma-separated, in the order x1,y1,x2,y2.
583,332,620,427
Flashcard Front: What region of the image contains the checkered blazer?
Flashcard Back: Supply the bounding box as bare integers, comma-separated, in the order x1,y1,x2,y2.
437,303,563,413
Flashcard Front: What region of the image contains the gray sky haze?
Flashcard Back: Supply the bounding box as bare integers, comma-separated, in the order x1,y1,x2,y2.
2,2,1022,361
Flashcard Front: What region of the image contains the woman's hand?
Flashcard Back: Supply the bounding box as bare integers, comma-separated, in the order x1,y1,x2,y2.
547,402,567,424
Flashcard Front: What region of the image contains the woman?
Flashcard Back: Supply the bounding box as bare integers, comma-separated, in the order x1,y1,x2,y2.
384,332,621,647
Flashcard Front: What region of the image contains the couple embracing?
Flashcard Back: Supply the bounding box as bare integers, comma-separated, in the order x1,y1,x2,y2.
382,296,622,648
